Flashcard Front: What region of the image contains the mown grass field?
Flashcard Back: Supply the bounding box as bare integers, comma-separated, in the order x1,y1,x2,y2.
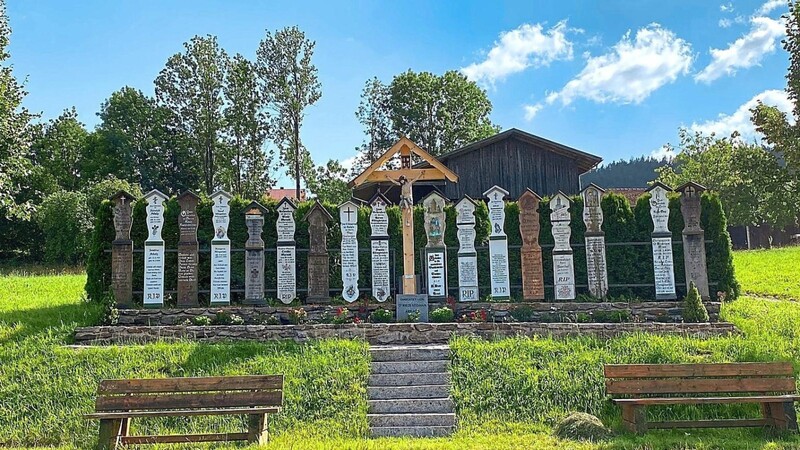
733,246,800,300
1,248,799,449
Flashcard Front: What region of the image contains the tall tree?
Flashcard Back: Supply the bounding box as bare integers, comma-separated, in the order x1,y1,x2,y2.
351,77,395,176
29,108,88,192
388,70,499,155
0,0,36,220
308,159,351,204
657,129,798,229
87,87,198,192
155,35,228,194
751,2,800,176
257,26,321,198
222,54,274,198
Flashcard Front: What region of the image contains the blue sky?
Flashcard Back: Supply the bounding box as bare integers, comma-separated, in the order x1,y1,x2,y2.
6,0,792,184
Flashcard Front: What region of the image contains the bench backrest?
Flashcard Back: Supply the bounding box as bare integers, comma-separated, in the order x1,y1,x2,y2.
95,375,284,412
604,363,796,397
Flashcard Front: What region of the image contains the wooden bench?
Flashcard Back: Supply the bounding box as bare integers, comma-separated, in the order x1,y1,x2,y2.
605,363,799,434
84,375,283,449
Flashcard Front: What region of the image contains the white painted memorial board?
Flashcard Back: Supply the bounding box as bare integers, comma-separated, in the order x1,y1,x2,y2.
370,195,391,302
210,190,232,305
484,186,510,300
422,191,448,300
276,198,297,304
340,200,360,302
456,196,479,301
550,192,575,300
143,189,167,307
647,183,676,299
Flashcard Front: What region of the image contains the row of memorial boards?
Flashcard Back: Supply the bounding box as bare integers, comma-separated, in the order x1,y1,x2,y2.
108,181,710,308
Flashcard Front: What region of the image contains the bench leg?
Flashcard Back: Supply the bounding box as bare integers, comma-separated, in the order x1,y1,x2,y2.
247,413,269,444
621,404,647,435
763,402,798,432
97,419,123,450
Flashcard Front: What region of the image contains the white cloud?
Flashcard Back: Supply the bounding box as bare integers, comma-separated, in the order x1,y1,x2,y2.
651,144,677,160
691,89,793,138
545,24,693,106
695,16,785,83
756,0,786,15
720,2,734,12
461,21,574,86
523,103,543,121
719,18,732,28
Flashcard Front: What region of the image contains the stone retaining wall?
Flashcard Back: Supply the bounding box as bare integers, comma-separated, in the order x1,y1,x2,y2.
114,301,721,326
74,322,738,346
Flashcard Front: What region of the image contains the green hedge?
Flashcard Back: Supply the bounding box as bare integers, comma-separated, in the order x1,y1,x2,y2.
85,191,738,304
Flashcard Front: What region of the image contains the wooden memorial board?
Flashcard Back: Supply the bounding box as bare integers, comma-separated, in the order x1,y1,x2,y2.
370,193,391,302
423,190,448,301
455,196,479,302
210,190,232,305
677,182,710,299
484,185,510,300
276,198,298,304
340,200,360,302
647,182,676,300
582,184,608,299
550,192,575,300
143,189,167,308
304,200,333,303
518,189,544,300
111,191,135,308
244,202,266,305
177,191,200,307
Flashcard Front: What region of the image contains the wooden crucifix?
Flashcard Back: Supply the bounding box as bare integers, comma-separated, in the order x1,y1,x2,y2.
349,137,458,294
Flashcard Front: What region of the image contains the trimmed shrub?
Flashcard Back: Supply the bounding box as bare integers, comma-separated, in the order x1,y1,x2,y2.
553,412,611,441
683,281,709,323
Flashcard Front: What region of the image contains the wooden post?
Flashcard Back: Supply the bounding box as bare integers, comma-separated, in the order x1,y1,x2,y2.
247,413,269,444
621,404,647,434
402,194,416,294
97,418,123,450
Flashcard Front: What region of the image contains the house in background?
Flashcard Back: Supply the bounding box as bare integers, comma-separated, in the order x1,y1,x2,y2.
353,128,602,203
266,188,306,202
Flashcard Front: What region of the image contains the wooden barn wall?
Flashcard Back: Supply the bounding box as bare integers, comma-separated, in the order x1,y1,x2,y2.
441,137,582,200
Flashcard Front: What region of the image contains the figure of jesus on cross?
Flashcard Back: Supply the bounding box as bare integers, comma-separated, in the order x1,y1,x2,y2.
349,137,458,294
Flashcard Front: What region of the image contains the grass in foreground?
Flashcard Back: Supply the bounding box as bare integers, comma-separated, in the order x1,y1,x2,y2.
733,246,800,300
3,246,800,449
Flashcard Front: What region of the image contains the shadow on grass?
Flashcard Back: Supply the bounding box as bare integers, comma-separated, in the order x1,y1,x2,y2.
0,300,103,344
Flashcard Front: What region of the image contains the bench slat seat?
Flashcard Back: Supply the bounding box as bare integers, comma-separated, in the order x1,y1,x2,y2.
612,395,800,405
604,363,799,435
86,375,283,450
84,407,280,420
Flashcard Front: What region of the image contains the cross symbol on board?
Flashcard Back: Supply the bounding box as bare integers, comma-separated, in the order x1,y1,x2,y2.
494,192,499,200
686,186,696,198
344,206,355,221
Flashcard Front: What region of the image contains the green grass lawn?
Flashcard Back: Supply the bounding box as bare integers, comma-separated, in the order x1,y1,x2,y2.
733,246,800,300
2,247,800,449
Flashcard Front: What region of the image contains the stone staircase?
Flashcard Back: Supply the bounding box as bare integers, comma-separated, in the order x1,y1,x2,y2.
368,345,455,438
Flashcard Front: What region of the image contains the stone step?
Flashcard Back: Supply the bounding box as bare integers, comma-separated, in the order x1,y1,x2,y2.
370,345,450,362
369,372,449,387
368,413,456,428
368,398,454,414
367,384,450,400
370,426,454,438
370,360,449,374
